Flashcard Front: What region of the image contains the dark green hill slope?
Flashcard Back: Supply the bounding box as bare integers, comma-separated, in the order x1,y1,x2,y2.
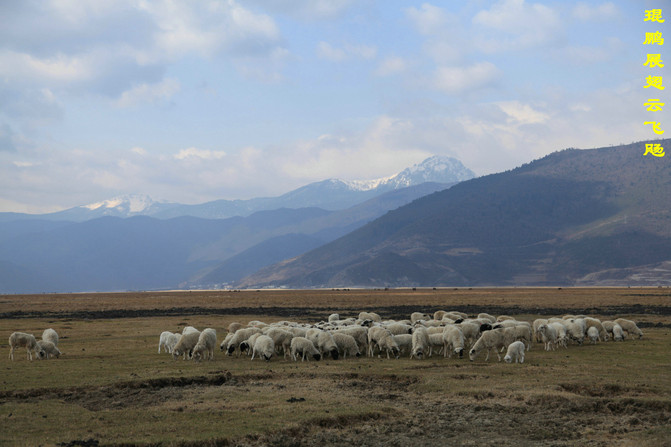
238,140,671,288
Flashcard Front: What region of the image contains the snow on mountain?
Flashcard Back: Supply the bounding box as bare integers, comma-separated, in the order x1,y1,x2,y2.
83,194,157,214
3,155,475,222
343,155,475,191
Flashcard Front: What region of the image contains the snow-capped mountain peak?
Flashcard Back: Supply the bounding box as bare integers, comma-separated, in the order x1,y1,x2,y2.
82,194,157,215
342,155,475,192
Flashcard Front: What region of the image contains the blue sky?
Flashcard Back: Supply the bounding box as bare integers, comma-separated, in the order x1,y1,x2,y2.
0,0,668,213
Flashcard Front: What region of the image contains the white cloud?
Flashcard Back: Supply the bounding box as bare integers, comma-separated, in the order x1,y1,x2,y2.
316,41,377,62
406,3,451,36
432,62,501,94
316,41,347,62
115,78,180,107
375,57,407,77
174,147,227,161
245,0,356,21
496,101,549,125
473,0,562,52
572,2,619,21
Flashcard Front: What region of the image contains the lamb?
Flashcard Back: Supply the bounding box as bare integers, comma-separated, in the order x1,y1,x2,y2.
442,325,465,358
612,323,625,341
9,332,37,361
251,335,275,361
411,327,430,359
172,330,201,360
587,326,600,344
224,327,262,356
504,341,525,364
501,324,533,351
614,318,643,339
332,333,361,359
290,337,322,361
158,331,180,354
35,340,61,359
537,324,557,351
42,328,59,346
469,329,507,362
191,328,217,361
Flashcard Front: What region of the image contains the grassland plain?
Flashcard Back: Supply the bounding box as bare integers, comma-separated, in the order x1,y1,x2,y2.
1,288,670,446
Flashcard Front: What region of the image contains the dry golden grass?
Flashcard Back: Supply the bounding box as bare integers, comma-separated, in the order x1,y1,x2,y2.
1,288,670,446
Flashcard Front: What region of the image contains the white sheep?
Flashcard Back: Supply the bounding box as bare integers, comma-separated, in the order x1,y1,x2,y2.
251,335,275,361
456,322,481,348
428,333,445,357
392,334,413,357
587,326,599,344
501,325,533,351
328,313,340,323
532,319,548,343
477,313,496,323
315,330,340,360
8,332,37,361
263,327,294,359
612,323,625,341
385,323,413,335
565,321,585,345
240,333,263,356
537,324,557,351
584,317,609,342
35,340,61,359
442,326,465,358
410,312,431,324
224,327,262,356
42,328,59,346
290,337,322,361
158,331,179,354
504,341,525,364
469,329,507,362
192,328,217,361
333,326,368,354
549,322,568,348
614,318,643,339
411,327,430,359
358,311,381,323
332,333,361,359
172,330,201,360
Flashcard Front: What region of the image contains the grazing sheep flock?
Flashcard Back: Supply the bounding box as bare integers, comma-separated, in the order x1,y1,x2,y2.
152,311,644,365
8,328,62,361
6,312,645,364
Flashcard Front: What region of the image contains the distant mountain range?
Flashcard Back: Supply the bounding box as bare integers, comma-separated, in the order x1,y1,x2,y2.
0,155,474,222
237,140,671,289
0,155,471,293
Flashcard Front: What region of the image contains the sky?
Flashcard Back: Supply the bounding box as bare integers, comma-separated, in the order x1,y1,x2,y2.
0,0,668,213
